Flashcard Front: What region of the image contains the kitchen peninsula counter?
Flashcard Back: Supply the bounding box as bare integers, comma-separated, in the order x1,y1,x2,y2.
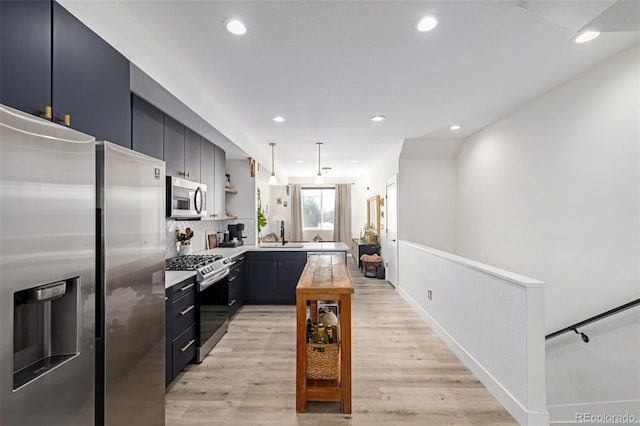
165,242,350,288
198,241,349,257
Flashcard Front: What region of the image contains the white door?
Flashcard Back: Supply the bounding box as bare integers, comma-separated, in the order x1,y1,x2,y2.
385,174,398,286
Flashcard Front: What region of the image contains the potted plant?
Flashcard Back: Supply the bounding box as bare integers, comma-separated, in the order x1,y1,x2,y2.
360,229,377,245
257,188,267,239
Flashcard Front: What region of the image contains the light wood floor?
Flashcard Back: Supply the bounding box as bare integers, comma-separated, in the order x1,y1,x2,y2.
165,259,517,425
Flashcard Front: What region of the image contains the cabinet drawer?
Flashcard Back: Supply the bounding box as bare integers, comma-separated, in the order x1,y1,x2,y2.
170,278,196,298
171,324,196,379
228,275,240,297
172,290,196,337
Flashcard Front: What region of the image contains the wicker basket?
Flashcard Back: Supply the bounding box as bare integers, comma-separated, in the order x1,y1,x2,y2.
306,343,339,380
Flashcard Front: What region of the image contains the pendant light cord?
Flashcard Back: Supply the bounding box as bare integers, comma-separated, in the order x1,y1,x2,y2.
316,142,322,176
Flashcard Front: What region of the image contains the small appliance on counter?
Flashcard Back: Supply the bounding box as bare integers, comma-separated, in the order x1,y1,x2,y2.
219,223,245,247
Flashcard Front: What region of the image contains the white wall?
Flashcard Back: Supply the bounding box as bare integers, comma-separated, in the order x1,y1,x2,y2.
367,142,402,264
398,158,456,252
267,185,291,239
454,46,640,419
455,45,639,331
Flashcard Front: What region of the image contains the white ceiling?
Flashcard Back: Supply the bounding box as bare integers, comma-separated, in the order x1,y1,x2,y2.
60,0,639,181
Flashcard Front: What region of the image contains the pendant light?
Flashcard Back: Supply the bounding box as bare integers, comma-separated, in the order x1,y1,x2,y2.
268,142,278,185
315,142,324,185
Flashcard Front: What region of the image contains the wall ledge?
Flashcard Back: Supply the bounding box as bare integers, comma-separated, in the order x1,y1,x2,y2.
402,240,544,288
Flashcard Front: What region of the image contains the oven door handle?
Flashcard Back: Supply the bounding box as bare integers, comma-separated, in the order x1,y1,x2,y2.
199,268,230,291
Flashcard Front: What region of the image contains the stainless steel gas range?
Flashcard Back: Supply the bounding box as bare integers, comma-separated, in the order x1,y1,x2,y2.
165,254,234,362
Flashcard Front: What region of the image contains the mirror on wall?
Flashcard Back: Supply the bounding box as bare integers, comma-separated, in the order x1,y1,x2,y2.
366,195,381,235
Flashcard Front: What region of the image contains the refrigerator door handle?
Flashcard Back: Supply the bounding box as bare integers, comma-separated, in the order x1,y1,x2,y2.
17,281,66,302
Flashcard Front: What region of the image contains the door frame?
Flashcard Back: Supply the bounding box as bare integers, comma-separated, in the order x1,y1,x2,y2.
385,174,398,286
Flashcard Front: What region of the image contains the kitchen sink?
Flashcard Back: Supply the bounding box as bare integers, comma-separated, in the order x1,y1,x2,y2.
259,243,305,249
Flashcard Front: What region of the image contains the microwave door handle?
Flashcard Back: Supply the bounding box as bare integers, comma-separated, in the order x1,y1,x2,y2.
194,186,202,214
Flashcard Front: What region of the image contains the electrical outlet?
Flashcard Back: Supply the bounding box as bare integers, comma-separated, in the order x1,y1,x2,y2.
427,290,432,300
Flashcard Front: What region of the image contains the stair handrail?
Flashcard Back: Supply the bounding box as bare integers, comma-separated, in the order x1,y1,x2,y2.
545,298,640,343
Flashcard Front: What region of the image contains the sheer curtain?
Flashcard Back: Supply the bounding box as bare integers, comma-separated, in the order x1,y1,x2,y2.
290,184,304,241
333,184,352,243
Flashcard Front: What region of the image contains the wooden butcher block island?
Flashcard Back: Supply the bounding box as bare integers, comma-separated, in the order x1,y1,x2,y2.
296,254,354,413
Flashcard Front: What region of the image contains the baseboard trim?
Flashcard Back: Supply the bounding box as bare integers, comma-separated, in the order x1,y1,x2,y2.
548,400,640,423
397,286,550,426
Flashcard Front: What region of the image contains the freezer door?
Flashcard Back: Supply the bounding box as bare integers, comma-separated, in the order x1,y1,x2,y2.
0,104,96,426
97,142,165,426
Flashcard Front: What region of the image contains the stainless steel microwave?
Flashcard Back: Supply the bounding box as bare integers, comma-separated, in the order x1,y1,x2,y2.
166,176,207,219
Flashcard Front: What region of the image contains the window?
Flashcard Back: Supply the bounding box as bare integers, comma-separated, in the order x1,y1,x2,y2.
301,187,335,230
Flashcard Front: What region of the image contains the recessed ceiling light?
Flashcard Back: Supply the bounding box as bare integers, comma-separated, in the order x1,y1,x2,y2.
574,30,600,44
296,160,304,164
224,19,247,35
449,125,462,130
370,115,386,122
416,15,438,32
351,160,359,163
272,116,286,122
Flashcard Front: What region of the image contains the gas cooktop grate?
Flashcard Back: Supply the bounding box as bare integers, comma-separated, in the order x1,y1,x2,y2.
165,254,222,271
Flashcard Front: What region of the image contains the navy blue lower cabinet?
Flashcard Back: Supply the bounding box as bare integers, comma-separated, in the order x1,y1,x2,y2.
166,276,197,384
247,251,307,304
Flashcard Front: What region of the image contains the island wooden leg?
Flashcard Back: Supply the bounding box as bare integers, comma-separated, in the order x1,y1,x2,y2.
340,294,352,414
296,295,307,412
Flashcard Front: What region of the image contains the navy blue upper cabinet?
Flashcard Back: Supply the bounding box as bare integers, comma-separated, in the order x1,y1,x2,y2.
132,95,164,160
184,127,201,183
164,115,185,178
52,3,130,147
0,0,52,117
165,117,202,181
0,1,130,148
200,139,216,218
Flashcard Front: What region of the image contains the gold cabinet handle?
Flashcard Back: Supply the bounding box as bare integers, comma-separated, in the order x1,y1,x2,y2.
180,339,195,352
41,106,52,120
180,305,195,316
179,283,194,292
180,171,190,178
56,114,70,126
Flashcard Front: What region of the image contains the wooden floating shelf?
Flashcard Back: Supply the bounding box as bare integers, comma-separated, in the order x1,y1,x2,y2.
225,188,238,194
224,215,237,220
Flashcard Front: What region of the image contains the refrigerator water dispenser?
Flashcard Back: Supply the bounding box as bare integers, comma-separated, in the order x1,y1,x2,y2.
13,277,79,390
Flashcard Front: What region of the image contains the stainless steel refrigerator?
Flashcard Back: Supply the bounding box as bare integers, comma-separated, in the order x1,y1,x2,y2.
95,141,165,426
0,104,96,425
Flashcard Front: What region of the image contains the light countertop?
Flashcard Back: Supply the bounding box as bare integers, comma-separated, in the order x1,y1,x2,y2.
165,242,350,289
165,270,196,289
198,242,349,256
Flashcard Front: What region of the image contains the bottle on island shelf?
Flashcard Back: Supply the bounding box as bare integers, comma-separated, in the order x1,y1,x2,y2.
317,323,326,344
